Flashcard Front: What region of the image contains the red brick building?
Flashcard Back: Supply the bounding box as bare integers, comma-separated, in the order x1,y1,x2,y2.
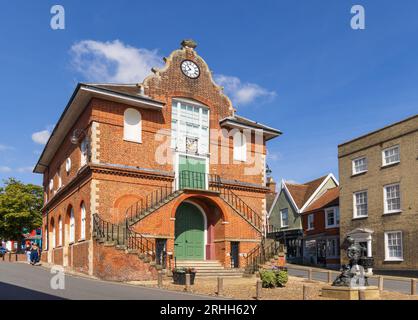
34,40,281,281
301,187,340,269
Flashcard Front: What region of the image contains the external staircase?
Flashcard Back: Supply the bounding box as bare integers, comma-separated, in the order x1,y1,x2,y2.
243,238,282,276
175,260,244,278
92,170,266,276
124,170,263,232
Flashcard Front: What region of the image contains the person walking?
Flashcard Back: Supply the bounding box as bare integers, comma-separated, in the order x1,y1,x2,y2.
25,242,32,264
30,243,40,265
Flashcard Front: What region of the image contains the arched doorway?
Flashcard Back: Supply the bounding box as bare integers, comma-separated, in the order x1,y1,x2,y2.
174,202,206,260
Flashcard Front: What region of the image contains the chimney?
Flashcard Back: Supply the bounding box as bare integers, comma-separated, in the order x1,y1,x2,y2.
266,177,276,194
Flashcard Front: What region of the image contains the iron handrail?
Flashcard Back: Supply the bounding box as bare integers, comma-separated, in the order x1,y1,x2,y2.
245,240,279,274
125,184,175,223
93,213,156,260
93,213,126,245
179,170,221,191
125,171,222,224
220,188,263,231
126,225,155,260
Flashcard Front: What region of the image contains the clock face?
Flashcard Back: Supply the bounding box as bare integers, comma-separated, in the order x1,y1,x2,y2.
181,60,200,79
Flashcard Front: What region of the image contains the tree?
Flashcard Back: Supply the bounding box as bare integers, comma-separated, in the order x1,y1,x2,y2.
0,178,43,244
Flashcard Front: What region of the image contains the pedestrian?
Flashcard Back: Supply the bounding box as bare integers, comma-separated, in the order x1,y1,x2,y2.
30,243,40,266
25,242,32,264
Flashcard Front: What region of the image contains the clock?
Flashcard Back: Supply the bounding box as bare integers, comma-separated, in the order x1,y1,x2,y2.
181,60,200,79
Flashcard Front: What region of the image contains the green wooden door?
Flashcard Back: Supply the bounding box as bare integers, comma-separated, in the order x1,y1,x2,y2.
174,202,204,260
179,155,206,189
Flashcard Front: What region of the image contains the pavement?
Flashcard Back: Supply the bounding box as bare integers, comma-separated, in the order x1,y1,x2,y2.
0,262,221,300
286,265,416,295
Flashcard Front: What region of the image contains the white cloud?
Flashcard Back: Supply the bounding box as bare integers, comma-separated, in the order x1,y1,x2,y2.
32,130,51,145
70,40,163,83
16,166,33,173
0,144,14,151
267,151,282,162
214,74,276,106
69,40,275,106
0,166,12,173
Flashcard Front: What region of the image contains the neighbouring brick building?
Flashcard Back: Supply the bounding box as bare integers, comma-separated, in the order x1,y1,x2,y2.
267,174,339,265
338,114,418,276
33,40,281,281
301,187,340,269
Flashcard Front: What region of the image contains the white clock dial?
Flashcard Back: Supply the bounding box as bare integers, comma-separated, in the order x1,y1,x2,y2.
181,60,200,79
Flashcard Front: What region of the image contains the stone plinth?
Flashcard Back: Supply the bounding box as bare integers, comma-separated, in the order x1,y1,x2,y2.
321,285,380,300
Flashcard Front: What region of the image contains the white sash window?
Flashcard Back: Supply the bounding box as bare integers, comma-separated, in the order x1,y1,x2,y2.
69,208,75,243
171,100,209,155
233,131,247,162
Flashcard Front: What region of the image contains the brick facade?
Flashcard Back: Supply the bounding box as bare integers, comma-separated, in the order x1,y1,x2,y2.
35,40,280,281
338,115,418,275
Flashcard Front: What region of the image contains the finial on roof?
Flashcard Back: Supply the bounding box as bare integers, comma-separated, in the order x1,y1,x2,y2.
181,39,197,49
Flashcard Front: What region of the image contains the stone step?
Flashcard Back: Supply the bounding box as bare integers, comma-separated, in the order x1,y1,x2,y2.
191,268,243,273
195,274,243,278
176,262,224,266
176,260,222,264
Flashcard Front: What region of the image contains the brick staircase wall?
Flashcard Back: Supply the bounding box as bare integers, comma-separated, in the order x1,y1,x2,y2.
93,241,158,281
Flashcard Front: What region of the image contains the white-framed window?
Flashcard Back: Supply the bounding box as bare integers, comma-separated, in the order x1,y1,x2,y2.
80,137,88,167
382,145,400,166
69,208,75,243
384,183,401,214
384,231,403,261
57,167,62,189
44,225,48,251
307,214,314,230
326,238,340,258
80,203,86,240
49,178,54,191
325,207,340,228
352,157,368,175
171,100,209,154
353,191,368,218
280,208,289,228
58,217,62,246
123,108,142,143
233,131,247,162
65,157,72,173
51,224,56,249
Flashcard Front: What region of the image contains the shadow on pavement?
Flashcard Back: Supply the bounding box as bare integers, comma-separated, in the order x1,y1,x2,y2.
0,281,66,300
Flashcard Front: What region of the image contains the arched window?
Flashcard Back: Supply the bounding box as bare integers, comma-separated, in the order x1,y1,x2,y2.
58,216,63,246
44,225,48,250
233,131,247,162
124,108,142,143
69,208,75,243
57,166,62,189
80,203,86,240
80,137,88,167
51,220,55,249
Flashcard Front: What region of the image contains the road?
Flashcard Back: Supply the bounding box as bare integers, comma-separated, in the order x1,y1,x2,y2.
0,263,219,300
287,266,416,295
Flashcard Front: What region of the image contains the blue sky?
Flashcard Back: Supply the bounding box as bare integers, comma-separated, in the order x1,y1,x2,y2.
0,1,417,186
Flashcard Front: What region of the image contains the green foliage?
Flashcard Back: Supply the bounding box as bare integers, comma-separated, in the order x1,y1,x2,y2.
260,268,289,288
172,267,196,274
0,178,43,241
274,270,288,287
260,270,276,288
